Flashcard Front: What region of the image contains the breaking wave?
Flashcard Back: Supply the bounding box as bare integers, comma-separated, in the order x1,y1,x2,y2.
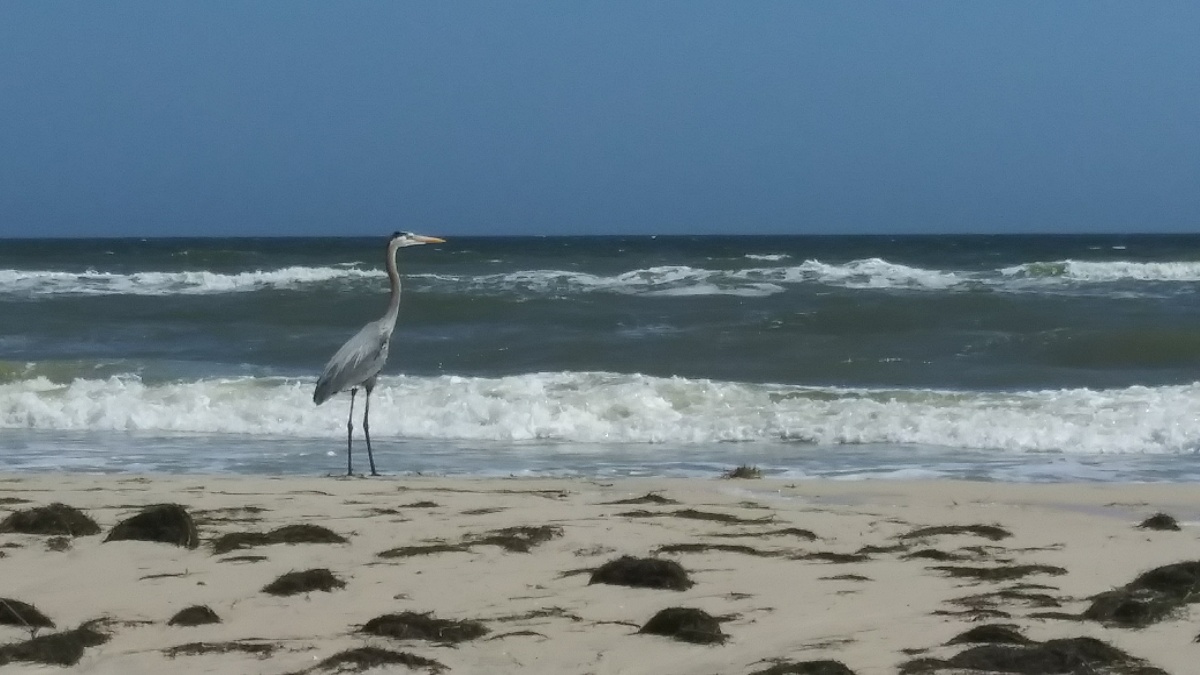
0,266,380,297
3,370,1199,455
6,257,1200,300
1001,260,1200,282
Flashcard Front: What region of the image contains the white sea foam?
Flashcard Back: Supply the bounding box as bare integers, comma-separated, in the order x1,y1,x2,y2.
1001,260,1200,282
435,266,786,297
755,258,967,290
5,256,1195,300
432,258,972,297
4,371,1199,455
0,266,382,297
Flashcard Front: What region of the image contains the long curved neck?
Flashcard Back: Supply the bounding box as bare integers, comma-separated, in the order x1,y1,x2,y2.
381,241,402,328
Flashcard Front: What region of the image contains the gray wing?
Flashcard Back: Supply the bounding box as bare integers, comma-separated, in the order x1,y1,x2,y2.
313,321,392,405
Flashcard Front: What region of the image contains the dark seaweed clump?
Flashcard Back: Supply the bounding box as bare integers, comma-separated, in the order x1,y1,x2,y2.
308,647,446,673
947,589,1063,615
675,508,771,524
798,552,871,564
900,636,1166,675
467,525,562,553
638,607,725,644
723,464,762,479
105,504,199,548
749,661,858,675
715,526,818,541
211,523,348,554
902,549,967,562
1137,513,1180,531
931,564,1067,582
262,568,346,596
359,611,488,643
0,623,109,667
945,624,1031,645
1083,560,1200,627
0,503,100,537
168,605,221,627
378,543,470,559
0,598,54,629
656,542,776,557
398,501,440,508
603,493,679,506
858,544,909,555
821,574,871,582
218,554,269,563
590,556,694,591
164,641,277,658
900,524,1011,542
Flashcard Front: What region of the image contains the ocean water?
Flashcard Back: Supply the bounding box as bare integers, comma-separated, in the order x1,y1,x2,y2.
3,234,1200,482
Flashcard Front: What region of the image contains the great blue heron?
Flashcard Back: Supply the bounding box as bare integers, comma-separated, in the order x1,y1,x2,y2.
313,231,445,476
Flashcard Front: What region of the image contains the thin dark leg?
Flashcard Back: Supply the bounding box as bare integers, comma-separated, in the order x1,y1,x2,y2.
346,388,357,476
364,386,379,476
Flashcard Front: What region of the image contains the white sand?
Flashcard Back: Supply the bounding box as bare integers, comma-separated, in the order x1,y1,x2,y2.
2,474,1199,674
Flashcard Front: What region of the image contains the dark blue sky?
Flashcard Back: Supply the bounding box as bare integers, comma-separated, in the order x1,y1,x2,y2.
1,2,1197,237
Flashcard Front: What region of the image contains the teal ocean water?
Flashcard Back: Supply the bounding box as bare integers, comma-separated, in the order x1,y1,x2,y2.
4,234,1200,481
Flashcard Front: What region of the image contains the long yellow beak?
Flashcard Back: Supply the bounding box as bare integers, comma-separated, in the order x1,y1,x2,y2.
415,235,446,244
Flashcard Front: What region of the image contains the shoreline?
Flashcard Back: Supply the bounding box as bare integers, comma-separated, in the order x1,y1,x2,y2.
3,474,1199,674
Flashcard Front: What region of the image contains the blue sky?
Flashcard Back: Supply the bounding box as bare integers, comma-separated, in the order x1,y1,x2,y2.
1,2,1197,237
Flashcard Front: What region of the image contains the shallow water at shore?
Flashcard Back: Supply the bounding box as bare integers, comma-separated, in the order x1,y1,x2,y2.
3,430,1198,483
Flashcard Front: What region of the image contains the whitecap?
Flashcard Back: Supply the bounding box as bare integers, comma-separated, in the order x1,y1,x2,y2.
4,372,1200,455
0,266,382,297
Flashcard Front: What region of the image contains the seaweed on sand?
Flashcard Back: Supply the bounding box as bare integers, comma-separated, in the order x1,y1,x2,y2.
164,641,277,658
930,564,1067,582
944,624,1032,645
709,527,818,542
900,636,1167,675
168,605,221,627
589,556,694,591
748,661,858,675
602,493,679,506
359,611,488,644
0,622,109,667
467,525,562,553
638,607,725,644
797,552,871,564
1083,560,1200,627
306,647,446,673
619,508,773,525
900,524,1011,542
0,503,100,537
211,523,347,554
378,543,470,559
655,542,779,557
902,548,968,562
105,504,199,548
262,569,346,596
1136,513,1180,531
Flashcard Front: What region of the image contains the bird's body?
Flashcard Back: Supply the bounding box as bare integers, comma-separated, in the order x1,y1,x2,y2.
312,316,392,407
313,231,444,476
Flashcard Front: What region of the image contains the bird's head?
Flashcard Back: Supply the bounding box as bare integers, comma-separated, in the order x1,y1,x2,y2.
390,231,446,248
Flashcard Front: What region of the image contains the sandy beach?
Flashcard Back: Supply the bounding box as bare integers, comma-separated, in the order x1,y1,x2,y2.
2,474,1199,674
